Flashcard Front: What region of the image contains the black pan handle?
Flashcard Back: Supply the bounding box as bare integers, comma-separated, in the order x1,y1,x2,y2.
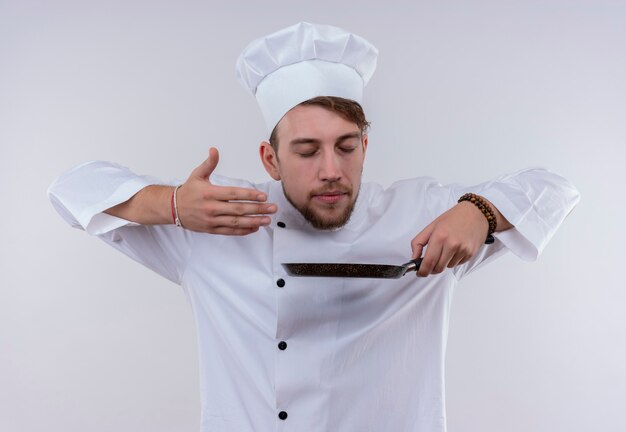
403,258,423,275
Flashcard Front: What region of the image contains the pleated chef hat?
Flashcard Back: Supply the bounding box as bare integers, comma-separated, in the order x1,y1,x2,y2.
235,22,378,133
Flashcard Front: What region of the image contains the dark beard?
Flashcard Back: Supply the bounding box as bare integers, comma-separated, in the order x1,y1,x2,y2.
282,184,359,230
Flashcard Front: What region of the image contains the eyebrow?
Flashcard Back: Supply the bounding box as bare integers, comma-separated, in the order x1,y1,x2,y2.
289,132,362,146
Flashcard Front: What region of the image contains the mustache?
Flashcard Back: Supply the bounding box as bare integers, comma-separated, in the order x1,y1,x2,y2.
309,184,352,197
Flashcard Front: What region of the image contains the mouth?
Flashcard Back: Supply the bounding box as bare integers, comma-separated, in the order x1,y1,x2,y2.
312,191,348,204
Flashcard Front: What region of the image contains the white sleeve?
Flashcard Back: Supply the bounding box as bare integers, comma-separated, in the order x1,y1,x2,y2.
441,167,581,280
47,161,192,284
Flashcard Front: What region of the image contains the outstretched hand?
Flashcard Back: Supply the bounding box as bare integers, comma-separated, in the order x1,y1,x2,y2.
410,202,492,277
176,148,277,235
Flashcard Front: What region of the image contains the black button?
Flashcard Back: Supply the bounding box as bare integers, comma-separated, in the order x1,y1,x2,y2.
276,278,285,288
278,341,287,350
278,411,288,420
277,221,286,228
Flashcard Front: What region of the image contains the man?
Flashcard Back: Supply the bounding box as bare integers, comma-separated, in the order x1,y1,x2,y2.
48,22,580,432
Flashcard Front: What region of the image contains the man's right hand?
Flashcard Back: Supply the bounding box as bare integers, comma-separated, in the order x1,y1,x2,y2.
105,147,277,235
175,147,277,235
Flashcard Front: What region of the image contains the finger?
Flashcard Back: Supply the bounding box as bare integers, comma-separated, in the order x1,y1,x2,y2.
224,202,277,216
411,224,434,260
208,226,260,236
211,201,277,217
190,147,220,181
210,215,272,229
211,186,268,202
434,245,457,273
418,240,443,277
412,243,426,261
447,251,467,269
457,255,473,266
432,237,465,273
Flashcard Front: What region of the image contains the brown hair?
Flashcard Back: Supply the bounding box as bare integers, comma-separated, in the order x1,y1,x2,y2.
268,96,370,150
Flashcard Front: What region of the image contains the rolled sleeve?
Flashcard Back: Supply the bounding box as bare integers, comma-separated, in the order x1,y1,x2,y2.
443,167,580,280
479,168,581,261
47,161,164,234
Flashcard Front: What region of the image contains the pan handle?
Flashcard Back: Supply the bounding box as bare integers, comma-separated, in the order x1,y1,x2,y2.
403,258,423,275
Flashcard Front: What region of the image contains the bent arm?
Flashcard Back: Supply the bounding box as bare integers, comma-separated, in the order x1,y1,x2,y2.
49,149,276,236
47,161,190,283
448,167,580,279
404,167,580,279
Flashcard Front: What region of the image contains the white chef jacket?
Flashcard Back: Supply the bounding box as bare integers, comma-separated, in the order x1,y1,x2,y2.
48,163,580,432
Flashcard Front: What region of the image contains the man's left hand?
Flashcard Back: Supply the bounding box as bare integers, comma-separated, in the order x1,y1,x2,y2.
411,200,511,277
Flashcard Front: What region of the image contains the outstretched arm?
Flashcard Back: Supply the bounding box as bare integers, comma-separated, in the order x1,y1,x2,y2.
48,147,279,283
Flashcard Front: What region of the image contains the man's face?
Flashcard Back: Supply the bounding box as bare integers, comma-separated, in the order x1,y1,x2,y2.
260,104,368,230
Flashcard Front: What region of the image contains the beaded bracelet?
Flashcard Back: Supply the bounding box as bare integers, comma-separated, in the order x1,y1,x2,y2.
458,193,496,244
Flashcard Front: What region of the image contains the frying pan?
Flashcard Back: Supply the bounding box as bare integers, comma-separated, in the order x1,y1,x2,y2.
282,258,422,279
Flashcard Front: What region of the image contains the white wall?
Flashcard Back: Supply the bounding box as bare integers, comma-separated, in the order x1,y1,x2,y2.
1,0,624,431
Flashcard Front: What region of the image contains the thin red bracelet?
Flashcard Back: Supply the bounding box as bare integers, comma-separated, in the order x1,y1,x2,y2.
170,187,177,224
173,185,183,228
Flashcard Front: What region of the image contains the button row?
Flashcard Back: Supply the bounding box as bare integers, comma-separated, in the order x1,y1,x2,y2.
276,220,289,422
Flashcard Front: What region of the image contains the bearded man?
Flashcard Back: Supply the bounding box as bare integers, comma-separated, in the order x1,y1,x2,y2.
48,22,580,432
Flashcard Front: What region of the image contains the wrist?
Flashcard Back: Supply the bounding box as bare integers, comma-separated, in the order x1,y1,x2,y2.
171,185,184,228
106,185,173,224
135,185,176,224
480,197,513,232
458,193,496,244
145,185,177,224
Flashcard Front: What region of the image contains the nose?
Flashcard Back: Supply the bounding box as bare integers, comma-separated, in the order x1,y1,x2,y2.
318,150,342,182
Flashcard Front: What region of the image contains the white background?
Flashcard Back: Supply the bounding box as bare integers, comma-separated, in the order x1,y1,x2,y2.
1,0,624,431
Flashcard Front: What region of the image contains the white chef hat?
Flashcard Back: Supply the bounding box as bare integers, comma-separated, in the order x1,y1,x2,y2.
235,22,378,133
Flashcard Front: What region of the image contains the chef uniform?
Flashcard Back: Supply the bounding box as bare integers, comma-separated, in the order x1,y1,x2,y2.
48,22,580,432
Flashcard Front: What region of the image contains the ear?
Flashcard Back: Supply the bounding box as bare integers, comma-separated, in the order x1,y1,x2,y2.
362,134,369,158
259,141,281,180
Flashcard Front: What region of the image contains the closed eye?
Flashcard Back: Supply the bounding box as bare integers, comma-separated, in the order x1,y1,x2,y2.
297,151,317,158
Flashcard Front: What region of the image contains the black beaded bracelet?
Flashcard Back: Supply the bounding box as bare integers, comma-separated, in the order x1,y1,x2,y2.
458,193,496,244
